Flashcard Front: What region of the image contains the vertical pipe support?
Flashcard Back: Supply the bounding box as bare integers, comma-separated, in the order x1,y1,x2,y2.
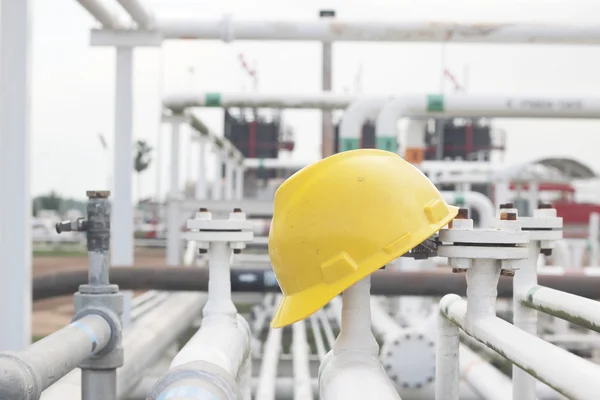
512,241,539,400
213,145,223,201
435,311,460,400
111,46,134,267
235,164,244,201
319,10,335,157
514,204,562,399
320,277,400,400
195,136,208,200
166,116,183,266
225,158,234,201
292,320,313,400
0,0,32,351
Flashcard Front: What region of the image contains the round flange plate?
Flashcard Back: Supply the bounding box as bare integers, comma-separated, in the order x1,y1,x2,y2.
381,331,436,390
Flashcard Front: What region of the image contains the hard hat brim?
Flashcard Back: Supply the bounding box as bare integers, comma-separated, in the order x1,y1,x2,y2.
269,205,460,328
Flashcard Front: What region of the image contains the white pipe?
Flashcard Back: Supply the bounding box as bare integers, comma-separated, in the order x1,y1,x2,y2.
442,294,600,399
0,0,32,351
292,320,314,400
213,146,223,201
235,165,244,200
436,312,460,400
513,242,540,400
524,285,600,333
111,46,135,268
166,119,181,267
440,191,495,228
316,309,336,349
550,240,572,268
320,277,400,400
115,0,155,29
243,158,310,170
458,345,511,400
255,324,283,400
376,94,600,166
76,0,127,29
164,92,355,112
156,16,600,44
195,136,207,200
225,161,234,201
338,97,387,151
309,315,327,360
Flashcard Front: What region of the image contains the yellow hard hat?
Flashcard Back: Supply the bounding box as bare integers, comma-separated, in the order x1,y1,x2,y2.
268,149,459,328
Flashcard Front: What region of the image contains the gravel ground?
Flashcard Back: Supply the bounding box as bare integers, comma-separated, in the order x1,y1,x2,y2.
32,248,167,337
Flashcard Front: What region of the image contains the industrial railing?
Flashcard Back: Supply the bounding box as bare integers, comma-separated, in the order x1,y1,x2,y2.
435,204,600,400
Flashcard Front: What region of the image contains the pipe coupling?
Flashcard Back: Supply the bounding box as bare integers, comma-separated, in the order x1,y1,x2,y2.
0,352,42,400
73,291,124,369
148,360,242,400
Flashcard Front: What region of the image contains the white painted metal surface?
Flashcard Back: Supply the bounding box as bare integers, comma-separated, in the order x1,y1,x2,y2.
166,117,183,266
194,136,208,200
255,321,283,400
292,320,314,400
442,295,600,399
320,277,401,400
150,16,600,44
338,97,387,149
0,0,32,351
115,0,155,29
76,0,127,29
164,92,355,111
112,46,135,267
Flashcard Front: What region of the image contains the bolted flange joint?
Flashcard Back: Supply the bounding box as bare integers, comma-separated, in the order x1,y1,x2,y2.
185,207,254,252
438,208,529,275
73,290,124,369
519,203,563,256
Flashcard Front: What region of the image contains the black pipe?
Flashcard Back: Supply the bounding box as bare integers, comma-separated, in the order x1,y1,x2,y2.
33,267,600,301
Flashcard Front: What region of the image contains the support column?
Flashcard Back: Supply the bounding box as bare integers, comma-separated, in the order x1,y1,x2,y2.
195,137,207,200
166,117,183,266
213,147,223,201
235,165,244,201
0,0,32,351
320,10,335,158
111,47,134,267
225,160,234,201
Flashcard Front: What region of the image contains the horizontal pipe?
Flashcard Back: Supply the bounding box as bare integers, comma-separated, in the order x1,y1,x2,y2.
115,0,155,29
33,268,600,300
441,294,600,399
164,91,354,113
40,293,205,400
524,285,600,333
76,0,127,29
0,314,111,399
156,17,600,44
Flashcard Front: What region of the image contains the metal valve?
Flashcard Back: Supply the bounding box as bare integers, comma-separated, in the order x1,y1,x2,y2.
55,217,87,233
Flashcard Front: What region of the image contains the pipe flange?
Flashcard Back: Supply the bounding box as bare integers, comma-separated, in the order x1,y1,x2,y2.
72,305,122,359
381,331,435,391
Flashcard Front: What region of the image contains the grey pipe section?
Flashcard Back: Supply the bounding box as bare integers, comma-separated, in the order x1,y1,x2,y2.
40,292,206,399
0,314,111,399
34,268,600,300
